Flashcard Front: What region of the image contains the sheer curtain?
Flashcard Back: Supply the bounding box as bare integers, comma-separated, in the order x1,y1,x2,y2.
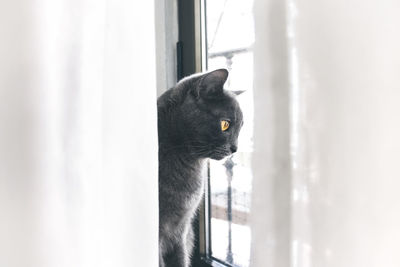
251,0,400,267
0,0,158,266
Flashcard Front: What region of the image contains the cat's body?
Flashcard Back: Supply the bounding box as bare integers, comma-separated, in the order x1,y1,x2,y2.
158,69,243,267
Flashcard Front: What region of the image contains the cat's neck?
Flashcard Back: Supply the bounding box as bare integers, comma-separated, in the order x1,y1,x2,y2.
159,146,207,186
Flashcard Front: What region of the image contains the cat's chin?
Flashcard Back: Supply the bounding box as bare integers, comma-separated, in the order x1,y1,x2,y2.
209,153,231,161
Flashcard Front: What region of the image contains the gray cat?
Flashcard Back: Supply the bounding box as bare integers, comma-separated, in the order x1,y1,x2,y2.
158,69,243,267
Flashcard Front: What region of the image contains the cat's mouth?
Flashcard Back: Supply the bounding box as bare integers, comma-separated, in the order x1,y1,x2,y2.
210,150,233,160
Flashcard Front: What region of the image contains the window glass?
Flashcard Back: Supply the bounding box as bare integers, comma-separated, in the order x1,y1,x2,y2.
204,0,255,266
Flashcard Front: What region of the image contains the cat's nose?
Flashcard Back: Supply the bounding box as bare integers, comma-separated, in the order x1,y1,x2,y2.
230,145,237,153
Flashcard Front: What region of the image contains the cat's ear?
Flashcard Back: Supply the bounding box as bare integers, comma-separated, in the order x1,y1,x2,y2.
196,69,229,99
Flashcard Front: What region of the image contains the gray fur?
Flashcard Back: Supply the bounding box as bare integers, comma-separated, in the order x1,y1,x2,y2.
158,69,243,267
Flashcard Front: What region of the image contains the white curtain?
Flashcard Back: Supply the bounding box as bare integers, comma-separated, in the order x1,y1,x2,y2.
0,0,158,266
251,0,400,267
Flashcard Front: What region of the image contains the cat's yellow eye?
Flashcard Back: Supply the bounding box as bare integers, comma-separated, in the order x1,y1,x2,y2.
221,120,230,131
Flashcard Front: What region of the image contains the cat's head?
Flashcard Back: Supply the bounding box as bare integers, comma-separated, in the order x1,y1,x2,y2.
171,69,244,160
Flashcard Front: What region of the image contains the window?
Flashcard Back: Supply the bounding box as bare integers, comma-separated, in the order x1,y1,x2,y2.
178,1,254,266
206,1,254,266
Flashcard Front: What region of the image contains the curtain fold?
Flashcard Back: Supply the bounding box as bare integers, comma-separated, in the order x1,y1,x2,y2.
0,0,158,266
251,0,400,267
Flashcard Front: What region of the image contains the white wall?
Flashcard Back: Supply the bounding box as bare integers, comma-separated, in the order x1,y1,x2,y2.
155,0,179,95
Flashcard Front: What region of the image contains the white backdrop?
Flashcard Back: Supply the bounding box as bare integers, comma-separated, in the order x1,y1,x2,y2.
251,0,400,267
0,0,158,266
